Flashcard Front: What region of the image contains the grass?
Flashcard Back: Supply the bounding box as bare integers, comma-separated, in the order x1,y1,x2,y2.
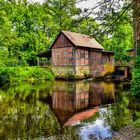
0,67,54,85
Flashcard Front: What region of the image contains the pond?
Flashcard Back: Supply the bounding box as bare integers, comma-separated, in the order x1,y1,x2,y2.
0,80,135,140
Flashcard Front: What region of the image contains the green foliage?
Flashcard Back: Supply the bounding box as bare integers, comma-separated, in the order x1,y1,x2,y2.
131,57,140,97
0,81,61,139
133,112,140,126
0,67,54,85
94,0,133,61
106,90,133,131
102,11,133,61
0,0,52,66
0,67,13,84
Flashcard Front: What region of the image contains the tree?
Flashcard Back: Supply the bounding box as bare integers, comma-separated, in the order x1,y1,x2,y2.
43,0,81,32
0,0,51,66
133,0,140,54
131,0,140,97
94,0,133,61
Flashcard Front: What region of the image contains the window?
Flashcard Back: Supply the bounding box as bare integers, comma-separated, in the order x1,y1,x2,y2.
85,51,88,60
69,49,74,60
80,50,85,59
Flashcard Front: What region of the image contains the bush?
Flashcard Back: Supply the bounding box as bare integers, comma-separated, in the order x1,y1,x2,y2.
0,68,11,84
4,58,19,67
0,67,54,85
131,56,140,97
133,112,140,126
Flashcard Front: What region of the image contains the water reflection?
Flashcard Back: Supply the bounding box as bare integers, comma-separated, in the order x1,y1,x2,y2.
51,81,115,126
0,81,133,140
79,108,112,140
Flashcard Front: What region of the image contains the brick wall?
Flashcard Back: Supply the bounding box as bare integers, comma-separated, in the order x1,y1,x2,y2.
89,51,102,77
52,47,75,66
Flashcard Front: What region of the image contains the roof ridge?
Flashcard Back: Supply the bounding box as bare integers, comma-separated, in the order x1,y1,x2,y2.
62,30,92,38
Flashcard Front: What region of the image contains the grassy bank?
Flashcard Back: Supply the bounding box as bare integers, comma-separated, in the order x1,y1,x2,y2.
0,67,54,85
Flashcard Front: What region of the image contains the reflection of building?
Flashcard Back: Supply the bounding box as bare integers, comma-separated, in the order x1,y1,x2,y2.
75,82,90,110
89,82,115,106
52,91,74,123
51,81,115,125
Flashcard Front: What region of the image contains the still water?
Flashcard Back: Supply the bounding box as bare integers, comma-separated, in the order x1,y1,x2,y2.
0,80,134,140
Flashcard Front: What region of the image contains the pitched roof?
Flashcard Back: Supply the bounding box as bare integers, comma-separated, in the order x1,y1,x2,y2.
64,108,98,126
62,31,104,50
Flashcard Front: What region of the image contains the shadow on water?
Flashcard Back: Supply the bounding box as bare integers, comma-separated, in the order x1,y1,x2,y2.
0,80,135,140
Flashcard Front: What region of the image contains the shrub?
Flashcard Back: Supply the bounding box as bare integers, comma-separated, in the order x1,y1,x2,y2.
0,67,54,85
131,56,140,97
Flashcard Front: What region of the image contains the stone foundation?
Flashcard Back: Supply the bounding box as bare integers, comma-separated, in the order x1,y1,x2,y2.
52,64,114,79
52,66,75,79
52,66,91,79
75,66,90,78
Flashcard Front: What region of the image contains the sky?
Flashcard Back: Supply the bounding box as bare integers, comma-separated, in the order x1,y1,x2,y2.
77,0,98,9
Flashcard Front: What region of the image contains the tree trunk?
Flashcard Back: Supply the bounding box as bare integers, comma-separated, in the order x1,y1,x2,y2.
134,0,140,55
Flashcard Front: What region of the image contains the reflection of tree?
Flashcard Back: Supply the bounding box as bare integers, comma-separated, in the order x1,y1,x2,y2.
58,126,80,140
0,81,53,102
0,81,134,139
102,85,133,131
0,81,61,139
0,100,61,139
0,81,82,139
89,82,115,106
